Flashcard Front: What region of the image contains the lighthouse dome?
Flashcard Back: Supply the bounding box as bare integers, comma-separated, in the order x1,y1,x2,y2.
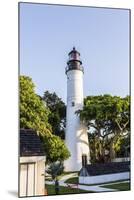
65,47,84,74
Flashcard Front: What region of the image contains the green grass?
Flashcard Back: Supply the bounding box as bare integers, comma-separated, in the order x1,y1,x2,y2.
65,177,78,184
101,182,130,191
45,184,94,195
65,177,130,187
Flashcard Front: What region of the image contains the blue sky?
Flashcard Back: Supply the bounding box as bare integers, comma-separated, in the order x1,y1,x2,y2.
20,3,130,103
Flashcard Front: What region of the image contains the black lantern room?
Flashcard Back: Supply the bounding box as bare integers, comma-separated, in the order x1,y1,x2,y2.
65,47,84,74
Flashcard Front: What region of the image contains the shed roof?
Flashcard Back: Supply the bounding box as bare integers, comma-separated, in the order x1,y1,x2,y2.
20,129,44,157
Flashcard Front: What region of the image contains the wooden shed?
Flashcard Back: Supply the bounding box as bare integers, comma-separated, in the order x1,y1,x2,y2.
19,129,46,197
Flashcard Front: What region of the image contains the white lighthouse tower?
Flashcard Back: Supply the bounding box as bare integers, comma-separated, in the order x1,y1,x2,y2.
64,47,90,172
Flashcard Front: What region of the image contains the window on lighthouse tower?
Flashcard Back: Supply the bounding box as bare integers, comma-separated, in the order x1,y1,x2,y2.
72,101,75,107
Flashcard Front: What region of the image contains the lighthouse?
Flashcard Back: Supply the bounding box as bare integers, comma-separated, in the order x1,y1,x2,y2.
64,47,90,172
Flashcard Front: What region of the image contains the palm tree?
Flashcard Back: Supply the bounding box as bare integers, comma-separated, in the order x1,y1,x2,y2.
46,162,64,194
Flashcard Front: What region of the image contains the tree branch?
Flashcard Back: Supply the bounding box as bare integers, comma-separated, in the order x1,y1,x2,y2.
115,119,122,131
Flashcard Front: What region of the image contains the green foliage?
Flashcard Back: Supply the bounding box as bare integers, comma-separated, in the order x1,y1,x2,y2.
20,75,51,136
81,95,130,126
43,134,70,163
77,95,130,163
46,162,64,180
43,91,66,139
20,75,70,163
114,133,130,157
88,132,102,163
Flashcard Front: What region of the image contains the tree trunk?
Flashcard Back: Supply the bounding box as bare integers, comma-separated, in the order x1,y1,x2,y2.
109,140,116,161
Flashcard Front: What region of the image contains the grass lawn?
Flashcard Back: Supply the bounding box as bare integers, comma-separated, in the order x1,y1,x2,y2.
101,182,130,191
45,184,94,195
65,177,78,184
65,177,130,187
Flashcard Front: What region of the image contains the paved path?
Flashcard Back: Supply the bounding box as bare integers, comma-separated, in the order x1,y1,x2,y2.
46,173,129,192
46,172,77,187
59,172,78,185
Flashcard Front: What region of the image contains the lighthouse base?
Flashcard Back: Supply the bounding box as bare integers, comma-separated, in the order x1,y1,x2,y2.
64,124,90,172
64,159,82,172
64,153,90,172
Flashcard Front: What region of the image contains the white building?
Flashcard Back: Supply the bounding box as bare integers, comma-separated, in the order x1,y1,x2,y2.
64,47,90,172
19,129,46,197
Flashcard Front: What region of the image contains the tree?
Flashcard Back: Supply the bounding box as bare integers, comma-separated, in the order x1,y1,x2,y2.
88,132,101,163
46,162,63,194
20,76,70,163
46,162,64,180
114,132,130,157
20,75,51,136
77,95,130,162
42,134,70,163
42,91,66,139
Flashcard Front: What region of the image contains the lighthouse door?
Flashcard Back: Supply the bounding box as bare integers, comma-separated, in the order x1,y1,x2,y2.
82,154,87,167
